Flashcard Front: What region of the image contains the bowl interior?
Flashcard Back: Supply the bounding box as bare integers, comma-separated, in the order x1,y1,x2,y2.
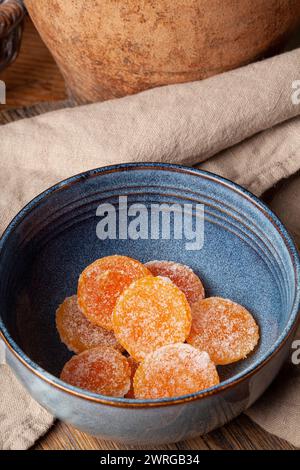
0,165,298,395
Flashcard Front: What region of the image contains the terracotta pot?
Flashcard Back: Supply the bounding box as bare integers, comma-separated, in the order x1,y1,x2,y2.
25,0,300,103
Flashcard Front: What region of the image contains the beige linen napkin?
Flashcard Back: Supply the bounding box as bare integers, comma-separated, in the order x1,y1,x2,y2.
1,48,300,450
244,173,300,446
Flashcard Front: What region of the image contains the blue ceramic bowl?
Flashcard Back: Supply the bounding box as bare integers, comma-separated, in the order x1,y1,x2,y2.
0,163,299,445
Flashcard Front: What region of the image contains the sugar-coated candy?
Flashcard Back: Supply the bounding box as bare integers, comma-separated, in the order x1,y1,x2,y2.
56,295,123,354
113,276,192,362
134,343,219,399
124,356,139,399
60,346,131,397
187,297,259,365
78,255,152,330
146,260,205,304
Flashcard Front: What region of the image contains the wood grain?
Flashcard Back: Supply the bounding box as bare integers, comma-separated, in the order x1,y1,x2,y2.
33,415,295,451
0,16,66,109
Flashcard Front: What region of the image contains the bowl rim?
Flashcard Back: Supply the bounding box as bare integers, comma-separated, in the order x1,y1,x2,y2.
0,162,299,408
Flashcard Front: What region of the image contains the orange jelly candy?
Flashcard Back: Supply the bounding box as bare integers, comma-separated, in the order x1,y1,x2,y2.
134,343,219,399
146,260,205,304
113,276,192,362
60,346,131,397
187,297,259,365
56,295,123,354
78,255,152,331
124,356,139,399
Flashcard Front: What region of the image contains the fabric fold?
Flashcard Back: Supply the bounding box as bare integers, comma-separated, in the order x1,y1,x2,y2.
199,115,300,196
245,173,300,448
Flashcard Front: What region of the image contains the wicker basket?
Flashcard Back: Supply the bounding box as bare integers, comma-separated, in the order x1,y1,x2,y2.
0,0,25,72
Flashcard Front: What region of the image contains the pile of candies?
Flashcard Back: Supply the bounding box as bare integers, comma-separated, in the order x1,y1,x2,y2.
57,255,259,399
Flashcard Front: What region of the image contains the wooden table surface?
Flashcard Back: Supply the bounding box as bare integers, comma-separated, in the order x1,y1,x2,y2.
0,17,66,109
0,18,296,452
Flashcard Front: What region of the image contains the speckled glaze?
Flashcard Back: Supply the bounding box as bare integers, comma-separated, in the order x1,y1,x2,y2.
0,164,299,445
